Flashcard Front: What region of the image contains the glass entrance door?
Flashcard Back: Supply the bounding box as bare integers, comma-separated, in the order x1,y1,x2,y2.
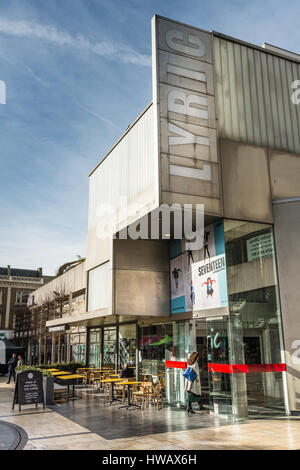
206,316,233,417
196,320,209,408
103,327,116,368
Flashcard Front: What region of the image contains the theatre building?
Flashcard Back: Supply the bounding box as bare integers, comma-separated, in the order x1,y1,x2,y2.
31,15,300,420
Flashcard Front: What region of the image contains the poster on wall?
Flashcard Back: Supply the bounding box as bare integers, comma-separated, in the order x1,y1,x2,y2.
191,253,228,310
170,220,227,314
246,232,274,262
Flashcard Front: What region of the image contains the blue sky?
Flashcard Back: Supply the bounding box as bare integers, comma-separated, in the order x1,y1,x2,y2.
0,0,299,275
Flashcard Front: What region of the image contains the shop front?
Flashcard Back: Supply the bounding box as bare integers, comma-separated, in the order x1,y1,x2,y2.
166,219,288,419
84,218,288,421
88,323,137,371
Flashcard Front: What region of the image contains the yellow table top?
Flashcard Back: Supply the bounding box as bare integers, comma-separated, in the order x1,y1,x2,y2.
57,374,85,380
46,369,59,372
51,371,71,376
99,378,123,383
117,381,142,385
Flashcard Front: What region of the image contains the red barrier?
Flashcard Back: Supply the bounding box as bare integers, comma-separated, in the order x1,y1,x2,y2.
208,363,286,374
165,360,187,369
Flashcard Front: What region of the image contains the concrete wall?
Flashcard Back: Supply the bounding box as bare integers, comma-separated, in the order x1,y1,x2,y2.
113,239,170,317
33,261,86,306
220,139,300,224
269,150,300,200
152,16,222,217
220,139,273,223
273,200,300,413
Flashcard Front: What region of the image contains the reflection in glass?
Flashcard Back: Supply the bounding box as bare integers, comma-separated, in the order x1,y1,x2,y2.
225,220,286,417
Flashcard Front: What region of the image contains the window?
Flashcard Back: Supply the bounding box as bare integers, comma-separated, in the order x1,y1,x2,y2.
70,327,86,363
16,290,30,305
87,262,110,312
89,328,101,368
224,220,286,416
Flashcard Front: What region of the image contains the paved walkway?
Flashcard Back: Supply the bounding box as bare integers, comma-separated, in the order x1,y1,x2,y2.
0,377,300,450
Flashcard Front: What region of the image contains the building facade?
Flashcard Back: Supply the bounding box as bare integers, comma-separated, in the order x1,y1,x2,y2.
32,15,300,421
27,261,87,365
0,265,52,355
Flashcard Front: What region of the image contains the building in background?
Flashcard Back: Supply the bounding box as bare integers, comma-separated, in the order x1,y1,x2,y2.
0,265,51,337
31,15,300,421
27,261,86,365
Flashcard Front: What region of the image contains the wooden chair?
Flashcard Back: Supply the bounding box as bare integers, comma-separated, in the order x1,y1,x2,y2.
53,383,68,403
132,382,153,409
158,376,166,389
153,383,164,409
114,378,128,403
90,371,102,391
103,382,111,402
80,370,91,387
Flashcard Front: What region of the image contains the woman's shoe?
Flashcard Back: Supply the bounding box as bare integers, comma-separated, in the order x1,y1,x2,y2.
186,405,195,414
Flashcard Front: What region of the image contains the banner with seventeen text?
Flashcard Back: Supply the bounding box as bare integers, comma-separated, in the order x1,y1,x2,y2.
191,253,228,310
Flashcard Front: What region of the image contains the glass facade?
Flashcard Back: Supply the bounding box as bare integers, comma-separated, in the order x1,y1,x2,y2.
89,328,101,368
83,221,287,421
119,324,136,368
165,220,287,418
207,316,232,415
162,220,287,419
70,327,86,363
103,327,116,367
139,323,173,379
166,321,190,405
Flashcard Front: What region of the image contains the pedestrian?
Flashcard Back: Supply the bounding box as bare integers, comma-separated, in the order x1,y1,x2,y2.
119,363,134,379
17,354,23,367
7,353,17,384
184,351,203,414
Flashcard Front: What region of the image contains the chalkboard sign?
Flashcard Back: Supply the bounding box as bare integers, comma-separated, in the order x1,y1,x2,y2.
12,370,45,411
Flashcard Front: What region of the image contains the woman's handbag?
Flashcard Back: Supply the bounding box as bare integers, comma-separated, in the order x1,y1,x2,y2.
182,366,197,383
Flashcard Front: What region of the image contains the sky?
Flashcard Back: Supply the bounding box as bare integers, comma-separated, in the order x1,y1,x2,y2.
0,0,299,275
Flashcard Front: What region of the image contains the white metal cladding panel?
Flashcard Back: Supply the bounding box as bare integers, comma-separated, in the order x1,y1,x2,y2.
214,36,300,155
88,104,157,232
87,262,110,311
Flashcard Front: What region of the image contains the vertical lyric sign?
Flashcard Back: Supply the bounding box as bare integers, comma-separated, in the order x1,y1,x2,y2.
152,16,220,212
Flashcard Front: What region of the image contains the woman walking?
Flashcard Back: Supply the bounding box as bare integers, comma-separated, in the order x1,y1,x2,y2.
184,351,203,414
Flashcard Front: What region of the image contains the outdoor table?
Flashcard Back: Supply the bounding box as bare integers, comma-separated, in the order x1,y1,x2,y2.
99,378,123,405
56,374,85,398
50,371,72,376
46,369,59,372
117,381,142,410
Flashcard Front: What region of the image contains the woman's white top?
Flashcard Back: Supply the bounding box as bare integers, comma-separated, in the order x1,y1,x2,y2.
184,361,201,396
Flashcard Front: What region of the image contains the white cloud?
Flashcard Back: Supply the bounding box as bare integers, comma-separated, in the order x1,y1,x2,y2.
0,18,151,67
74,101,123,131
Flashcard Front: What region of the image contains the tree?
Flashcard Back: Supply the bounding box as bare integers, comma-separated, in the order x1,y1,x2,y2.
56,255,85,277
